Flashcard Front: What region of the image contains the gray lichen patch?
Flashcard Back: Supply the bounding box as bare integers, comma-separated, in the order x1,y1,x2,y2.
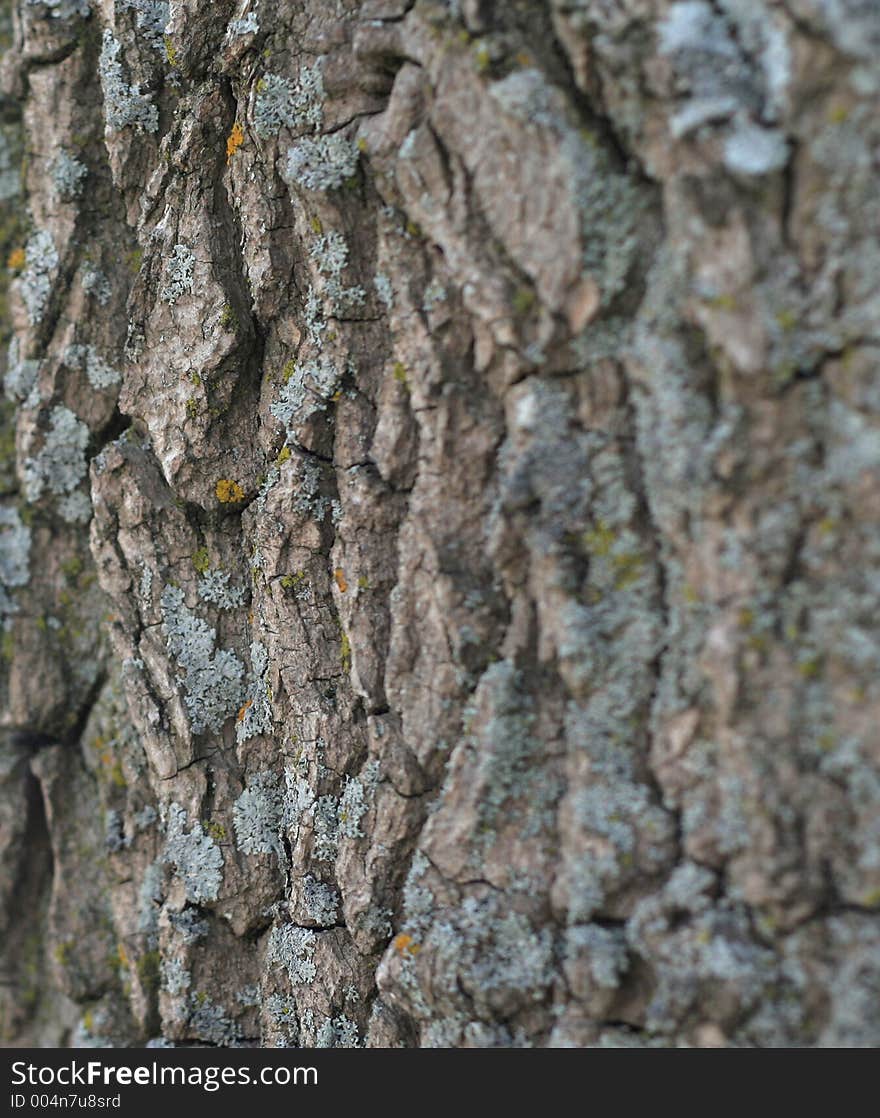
4,0,880,1051
266,923,317,985
163,802,224,904
235,640,273,743
0,506,31,619
98,29,160,134
21,406,90,520
158,244,195,304
253,66,324,139
233,770,284,855
160,585,245,735
64,344,122,391
285,134,360,192
17,231,59,324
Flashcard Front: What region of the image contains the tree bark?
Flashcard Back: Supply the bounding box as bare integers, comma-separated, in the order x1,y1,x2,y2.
1,0,879,1048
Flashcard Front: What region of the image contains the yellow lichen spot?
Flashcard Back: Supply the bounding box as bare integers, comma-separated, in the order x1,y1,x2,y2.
206,821,226,842
738,607,755,629
828,104,849,124
191,547,210,574
817,517,836,537
392,360,409,387
776,308,798,331
709,292,737,311
216,478,245,503
405,219,422,238
237,700,253,723
695,927,712,946
860,888,880,908
164,35,178,67
682,583,700,605
334,567,348,593
392,933,421,957
281,359,296,384
612,552,644,590
582,519,615,557
7,246,25,272
356,137,368,154
473,41,491,72
226,121,245,163
310,215,323,235
54,941,74,968
340,630,351,672
276,445,291,465
185,397,199,420
797,656,822,680
357,575,369,590
512,287,536,316
756,911,778,937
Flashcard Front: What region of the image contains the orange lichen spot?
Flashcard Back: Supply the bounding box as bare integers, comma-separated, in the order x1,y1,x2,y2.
216,478,245,503
334,567,348,593
226,121,245,163
7,247,26,271
237,700,253,723
392,933,421,957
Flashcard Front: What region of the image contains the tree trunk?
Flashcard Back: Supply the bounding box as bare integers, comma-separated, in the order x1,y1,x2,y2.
1,0,878,1048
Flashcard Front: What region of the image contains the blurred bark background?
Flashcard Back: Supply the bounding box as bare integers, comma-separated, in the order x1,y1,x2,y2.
0,0,879,1048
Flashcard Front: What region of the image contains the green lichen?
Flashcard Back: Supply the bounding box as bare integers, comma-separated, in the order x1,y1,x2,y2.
191,547,210,574
512,287,536,316
136,949,161,994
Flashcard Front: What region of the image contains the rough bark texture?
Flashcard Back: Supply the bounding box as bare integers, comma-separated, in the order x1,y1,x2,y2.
0,0,879,1049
